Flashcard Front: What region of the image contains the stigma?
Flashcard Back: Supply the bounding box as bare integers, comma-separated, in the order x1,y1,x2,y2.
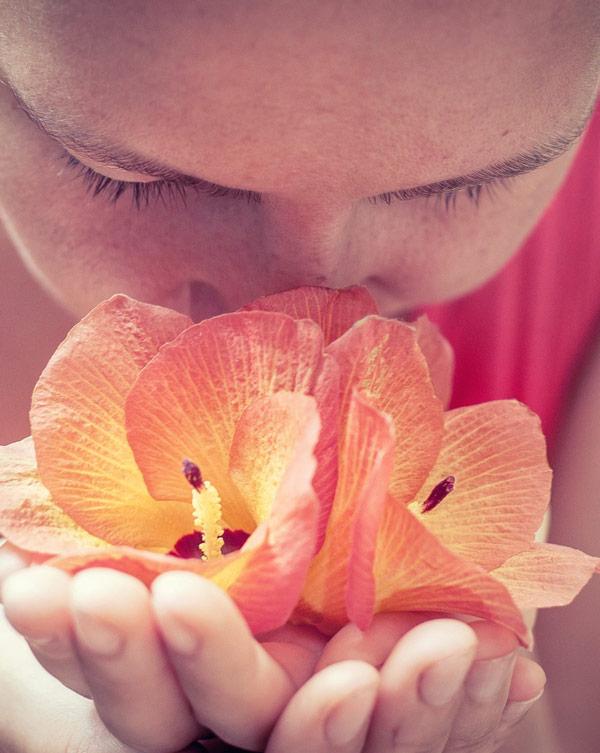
421,475,455,513
182,458,224,560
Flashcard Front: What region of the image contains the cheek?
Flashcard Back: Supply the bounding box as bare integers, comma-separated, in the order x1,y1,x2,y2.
367,151,580,313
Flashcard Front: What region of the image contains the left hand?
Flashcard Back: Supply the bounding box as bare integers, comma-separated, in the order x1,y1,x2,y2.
0,543,546,753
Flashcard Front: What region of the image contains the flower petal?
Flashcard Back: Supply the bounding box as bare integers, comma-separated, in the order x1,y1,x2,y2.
369,496,530,646
241,285,378,346
0,437,109,554
125,311,326,531
490,543,600,610
51,397,321,634
409,401,552,570
30,295,193,549
310,354,340,547
229,392,321,526
413,315,455,409
327,316,444,503
295,391,395,634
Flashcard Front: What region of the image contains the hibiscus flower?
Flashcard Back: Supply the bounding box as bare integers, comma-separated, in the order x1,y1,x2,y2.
0,286,597,645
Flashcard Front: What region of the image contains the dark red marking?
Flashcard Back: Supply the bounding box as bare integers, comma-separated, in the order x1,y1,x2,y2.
182,458,203,490
421,475,455,513
169,529,250,559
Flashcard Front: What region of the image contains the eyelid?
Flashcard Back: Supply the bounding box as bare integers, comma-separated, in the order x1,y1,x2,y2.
58,149,515,212
58,150,261,208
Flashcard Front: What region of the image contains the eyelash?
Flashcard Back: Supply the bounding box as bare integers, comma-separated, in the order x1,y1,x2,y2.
58,151,513,212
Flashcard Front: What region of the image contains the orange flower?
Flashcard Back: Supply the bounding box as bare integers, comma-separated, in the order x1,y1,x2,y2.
1,286,598,645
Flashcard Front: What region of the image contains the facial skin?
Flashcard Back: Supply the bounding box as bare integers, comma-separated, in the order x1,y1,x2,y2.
0,0,599,322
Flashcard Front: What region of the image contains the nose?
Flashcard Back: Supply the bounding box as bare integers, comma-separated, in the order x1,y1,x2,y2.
253,195,362,289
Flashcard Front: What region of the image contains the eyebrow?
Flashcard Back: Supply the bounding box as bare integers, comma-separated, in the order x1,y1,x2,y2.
6,81,597,203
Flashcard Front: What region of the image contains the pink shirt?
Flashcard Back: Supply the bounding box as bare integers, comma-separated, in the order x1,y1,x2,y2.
422,99,600,449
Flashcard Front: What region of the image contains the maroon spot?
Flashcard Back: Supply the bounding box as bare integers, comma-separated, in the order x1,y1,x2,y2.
182,458,203,490
421,475,455,513
169,529,250,559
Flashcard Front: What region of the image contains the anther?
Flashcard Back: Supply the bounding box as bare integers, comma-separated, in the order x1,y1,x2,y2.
422,475,455,513
182,458,203,490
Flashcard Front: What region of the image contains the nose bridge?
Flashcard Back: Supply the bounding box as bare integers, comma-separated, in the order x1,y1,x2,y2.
257,195,359,285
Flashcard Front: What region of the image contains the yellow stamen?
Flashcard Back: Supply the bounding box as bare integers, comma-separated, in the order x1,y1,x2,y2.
191,480,224,560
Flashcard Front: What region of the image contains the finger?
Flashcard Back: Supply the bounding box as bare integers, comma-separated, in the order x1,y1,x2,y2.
258,623,328,687
1,565,91,696
494,655,546,744
70,568,201,753
363,618,478,753
444,620,519,753
0,540,36,591
316,611,444,671
266,660,379,753
152,571,297,751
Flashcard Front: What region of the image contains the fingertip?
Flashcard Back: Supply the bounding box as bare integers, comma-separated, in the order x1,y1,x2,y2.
0,542,33,591
469,620,519,661
406,617,479,657
70,567,150,625
2,565,72,635
152,571,235,622
508,654,547,702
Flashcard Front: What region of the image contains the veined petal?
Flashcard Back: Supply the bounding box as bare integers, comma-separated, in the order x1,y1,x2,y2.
0,437,109,554
296,391,395,634
311,354,340,548
125,311,325,531
371,496,530,646
30,295,193,549
327,316,444,503
413,315,455,409
240,285,378,346
51,399,321,634
491,543,600,610
410,401,552,570
229,392,321,526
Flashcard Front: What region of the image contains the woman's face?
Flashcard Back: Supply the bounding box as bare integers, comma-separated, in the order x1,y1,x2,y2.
0,0,599,320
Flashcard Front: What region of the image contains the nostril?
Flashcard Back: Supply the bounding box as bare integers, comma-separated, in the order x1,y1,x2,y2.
189,280,229,322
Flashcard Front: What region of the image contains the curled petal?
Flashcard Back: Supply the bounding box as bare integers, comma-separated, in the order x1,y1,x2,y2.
30,295,193,549
0,437,109,554
413,315,455,409
125,311,325,531
241,285,378,346
51,400,321,634
229,392,321,526
327,316,444,503
310,354,340,547
410,401,552,570
296,391,395,633
370,496,530,646
491,543,600,610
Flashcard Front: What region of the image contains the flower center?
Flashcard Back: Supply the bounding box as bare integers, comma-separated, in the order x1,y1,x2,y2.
421,475,455,513
182,458,225,560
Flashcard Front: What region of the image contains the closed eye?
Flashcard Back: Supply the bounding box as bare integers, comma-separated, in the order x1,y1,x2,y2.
59,149,515,213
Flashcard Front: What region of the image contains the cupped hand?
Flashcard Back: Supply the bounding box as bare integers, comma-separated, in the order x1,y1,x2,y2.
0,546,546,753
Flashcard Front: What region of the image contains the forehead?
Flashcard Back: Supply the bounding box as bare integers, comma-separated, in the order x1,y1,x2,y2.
1,0,599,196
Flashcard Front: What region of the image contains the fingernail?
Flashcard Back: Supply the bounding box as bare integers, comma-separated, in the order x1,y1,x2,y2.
503,688,545,724
159,616,199,655
28,634,71,658
324,682,378,746
73,611,124,656
466,652,516,702
419,651,474,706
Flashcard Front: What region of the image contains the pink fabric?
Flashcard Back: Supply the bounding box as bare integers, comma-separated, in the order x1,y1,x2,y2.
422,99,600,448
